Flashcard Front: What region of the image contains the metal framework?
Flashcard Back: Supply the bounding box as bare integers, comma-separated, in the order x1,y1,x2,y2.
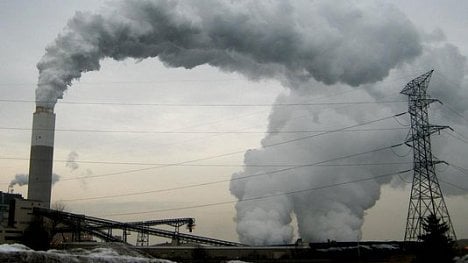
34,208,244,247
136,224,150,247
401,70,456,241
129,217,195,246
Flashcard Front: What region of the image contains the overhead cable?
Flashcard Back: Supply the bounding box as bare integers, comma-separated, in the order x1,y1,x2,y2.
0,99,406,107
61,143,406,201
101,169,412,217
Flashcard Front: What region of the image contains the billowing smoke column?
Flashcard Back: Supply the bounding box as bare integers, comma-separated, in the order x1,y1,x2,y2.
12,173,60,189
35,0,468,244
9,174,29,188
27,106,56,208
35,0,422,108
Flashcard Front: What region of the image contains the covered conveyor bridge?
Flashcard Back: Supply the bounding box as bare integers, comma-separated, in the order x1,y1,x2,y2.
33,208,245,247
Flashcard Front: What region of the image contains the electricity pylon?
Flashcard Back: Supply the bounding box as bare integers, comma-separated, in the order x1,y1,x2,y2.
401,70,456,241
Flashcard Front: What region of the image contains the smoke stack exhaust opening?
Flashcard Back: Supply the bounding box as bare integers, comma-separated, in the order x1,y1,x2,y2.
27,106,56,208
35,106,54,113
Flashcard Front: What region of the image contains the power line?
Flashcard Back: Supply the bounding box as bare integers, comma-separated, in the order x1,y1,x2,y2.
432,72,468,123
0,68,419,87
433,71,466,93
0,78,246,86
432,154,468,176
258,112,406,149
53,112,406,181
392,115,410,127
390,144,412,157
451,130,468,144
448,163,468,176
100,169,412,217
396,172,412,184
442,103,468,123
0,156,411,168
0,160,411,185
2,112,405,184
453,130,468,141
439,178,468,192
0,99,406,107
60,143,406,201
0,126,407,134
443,131,468,145
439,164,468,191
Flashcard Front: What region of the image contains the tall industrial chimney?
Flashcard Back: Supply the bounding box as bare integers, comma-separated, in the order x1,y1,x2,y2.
27,106,56,208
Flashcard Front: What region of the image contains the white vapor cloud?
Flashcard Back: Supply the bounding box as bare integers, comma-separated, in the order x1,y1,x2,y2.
34,0,468,245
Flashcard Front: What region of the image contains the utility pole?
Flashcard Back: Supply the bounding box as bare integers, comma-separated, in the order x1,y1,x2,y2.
401,70,456,241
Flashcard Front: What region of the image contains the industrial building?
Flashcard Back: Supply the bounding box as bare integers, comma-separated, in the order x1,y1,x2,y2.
0,191,47,243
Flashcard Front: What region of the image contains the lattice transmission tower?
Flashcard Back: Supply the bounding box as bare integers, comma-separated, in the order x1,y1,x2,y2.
401,70,456,241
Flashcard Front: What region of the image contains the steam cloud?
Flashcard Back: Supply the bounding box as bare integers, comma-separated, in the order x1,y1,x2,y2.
37,0,468,244
9,174,29,188
66,151,80,171
230,32,468,244
65,151,93,188
9,173,61,188
36,0,421,108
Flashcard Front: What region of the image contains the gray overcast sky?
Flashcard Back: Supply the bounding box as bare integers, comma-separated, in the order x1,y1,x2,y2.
0,0,467,243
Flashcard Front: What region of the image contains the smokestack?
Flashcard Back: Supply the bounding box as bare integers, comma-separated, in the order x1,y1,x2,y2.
27,106,56,208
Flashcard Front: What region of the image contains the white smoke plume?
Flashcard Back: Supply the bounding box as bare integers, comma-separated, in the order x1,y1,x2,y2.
64,151,93,188
9,173,61,188
9,174,29,188
36,0,421,108
66,151,79,171
230,37,468,244
36,0,468,245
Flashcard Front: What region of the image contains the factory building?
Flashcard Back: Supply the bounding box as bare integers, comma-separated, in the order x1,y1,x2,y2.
0,191,47,243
